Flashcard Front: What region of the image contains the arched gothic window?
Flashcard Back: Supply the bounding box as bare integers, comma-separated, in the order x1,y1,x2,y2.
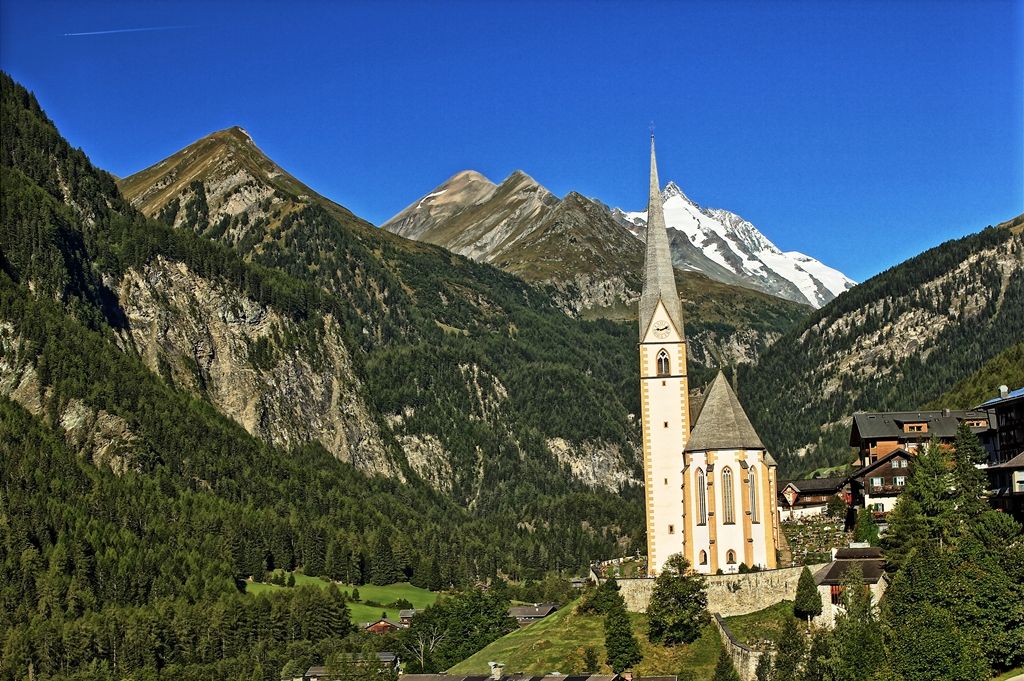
657,350,670,377
699,550,707,565
722,467,735,524
697,468,707,525
749,466,759,523
727,550,736,564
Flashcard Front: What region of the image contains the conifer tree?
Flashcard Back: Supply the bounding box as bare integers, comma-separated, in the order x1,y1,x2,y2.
853,507,879,545
772,616,805,681
604,604,642,673
793,565,822,623
371,530,398,586
582,575,625,614
712,648,741,681
755,650,772,681
646,553,710,644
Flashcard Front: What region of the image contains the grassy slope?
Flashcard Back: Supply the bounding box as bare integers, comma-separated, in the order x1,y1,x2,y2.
448,601,722,679
721,600,802,645
247,578,437,623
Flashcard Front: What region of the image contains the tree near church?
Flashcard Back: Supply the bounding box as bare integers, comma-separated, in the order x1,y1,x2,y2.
646,553,710,645
604,603,643,673
581,574,625,614
712,648,742,681
793,565,822,623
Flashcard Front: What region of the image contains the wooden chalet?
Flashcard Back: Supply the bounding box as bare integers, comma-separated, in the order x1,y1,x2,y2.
849,448,913,513
849,409,993,466
359,617,403,634
777,476,850,518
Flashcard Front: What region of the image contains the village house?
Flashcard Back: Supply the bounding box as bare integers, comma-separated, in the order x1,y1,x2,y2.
978,385,1024,464
399,608,424,625
508,603,558,626
812,547,888,628
849,409,993,466
848,448,914,513
359,616,403,634
777,476,850,519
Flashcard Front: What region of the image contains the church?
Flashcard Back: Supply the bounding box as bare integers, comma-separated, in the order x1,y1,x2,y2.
639,138,780,576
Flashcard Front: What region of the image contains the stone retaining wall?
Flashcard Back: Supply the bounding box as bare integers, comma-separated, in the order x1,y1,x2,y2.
613,564,828,616
713,613,769,681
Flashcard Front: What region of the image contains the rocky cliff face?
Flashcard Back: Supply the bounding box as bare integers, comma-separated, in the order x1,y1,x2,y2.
116,257,399,478
547,437,642,491
1,324,139,473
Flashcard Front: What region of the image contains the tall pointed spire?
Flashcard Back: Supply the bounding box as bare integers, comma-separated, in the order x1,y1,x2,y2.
639,136,685,340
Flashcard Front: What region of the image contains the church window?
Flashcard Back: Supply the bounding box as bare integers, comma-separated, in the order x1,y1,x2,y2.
749,467,759,523
722,468,735,524
697,468,708,525
727,550,736,564
699,550,707,565
668,524,675,534
664,422,669,428
664,478,668,485
657,350,670,377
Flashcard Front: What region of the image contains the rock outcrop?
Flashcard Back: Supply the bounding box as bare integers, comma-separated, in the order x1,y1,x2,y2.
117,257,399,478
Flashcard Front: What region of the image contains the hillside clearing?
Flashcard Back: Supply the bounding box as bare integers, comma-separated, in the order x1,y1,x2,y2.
448,601,722,679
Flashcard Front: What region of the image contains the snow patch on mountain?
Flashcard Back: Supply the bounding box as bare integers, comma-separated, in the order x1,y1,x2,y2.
618,182,855,308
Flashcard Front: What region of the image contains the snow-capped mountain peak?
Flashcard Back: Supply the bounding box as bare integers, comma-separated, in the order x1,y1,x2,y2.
617,183,855,308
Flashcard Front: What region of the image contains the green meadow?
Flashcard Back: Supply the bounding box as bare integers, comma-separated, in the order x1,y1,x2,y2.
246,574,438,623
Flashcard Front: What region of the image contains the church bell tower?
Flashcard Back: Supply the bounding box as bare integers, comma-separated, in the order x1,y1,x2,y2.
639,136,690,577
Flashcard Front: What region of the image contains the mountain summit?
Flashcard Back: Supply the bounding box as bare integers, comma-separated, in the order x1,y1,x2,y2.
386,170,853,310
616,183,855,308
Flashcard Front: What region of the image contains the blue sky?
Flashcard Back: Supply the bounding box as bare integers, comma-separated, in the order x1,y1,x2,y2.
1,0,1020,283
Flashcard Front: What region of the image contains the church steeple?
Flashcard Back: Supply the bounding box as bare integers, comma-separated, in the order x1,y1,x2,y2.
639,136,684,340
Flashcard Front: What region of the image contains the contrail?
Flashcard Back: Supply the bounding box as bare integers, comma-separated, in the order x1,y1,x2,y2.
63,25,188,36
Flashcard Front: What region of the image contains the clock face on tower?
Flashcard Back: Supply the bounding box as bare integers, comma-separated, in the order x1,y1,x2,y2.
653,320,670,339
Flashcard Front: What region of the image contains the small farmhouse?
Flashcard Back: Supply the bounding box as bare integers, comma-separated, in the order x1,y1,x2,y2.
777,476,850,519
813,547,887,628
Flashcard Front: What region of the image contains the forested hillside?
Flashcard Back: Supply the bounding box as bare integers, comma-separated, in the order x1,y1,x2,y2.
739,224,1024,477
0,72,646,679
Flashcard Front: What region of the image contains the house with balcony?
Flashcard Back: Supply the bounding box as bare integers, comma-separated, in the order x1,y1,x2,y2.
849,448,913,513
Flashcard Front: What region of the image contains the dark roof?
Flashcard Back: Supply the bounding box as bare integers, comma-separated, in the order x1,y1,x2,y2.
850,410,992,446
815,557,886,585
306,656,398,677
835,547,882,559
509,604,557,619
687,372,765,452
850,448,913,481
780,476,848,493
